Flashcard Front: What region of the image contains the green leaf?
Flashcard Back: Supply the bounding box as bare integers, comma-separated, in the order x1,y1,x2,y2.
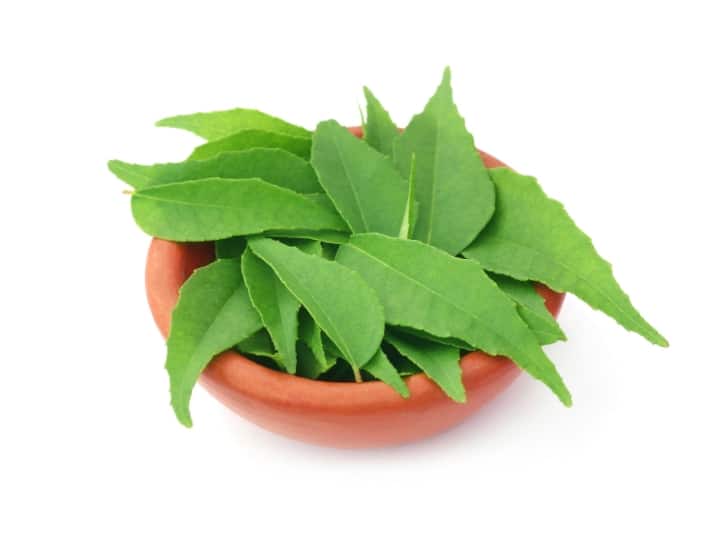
336,233,571,405
383,344,422,376
189,130,311,161
311,120,409,236
235,329,279,361
363,87,398,156
398,153,417,240
296,310,337,379
286,238,323,256
385,332,464,402
297,341,336,379
362,348,410,398
248,238,385,376
241,249,300,373
393,67,495,255
166,258,263,427
108,148,322,192
288,241,329,377
490,274,567,345
464,168,668,347
156,108,311,140
131,178,348,242
107,160,152,189
390,327,472,350
215,237,247,259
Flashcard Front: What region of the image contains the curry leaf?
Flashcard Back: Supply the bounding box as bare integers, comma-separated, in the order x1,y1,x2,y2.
108,148,321,192
464,168,668,347
336,233,571,405
384,344,422,376
398,154,417,240
490,274,566,345
363,87,398,156
189,129,311,161
249,238,385,376
311,120,409,236
166,258,263,427
385,332,464,402
297,309,335,378
107,160,151,189
296,341,334,379
235,329,280,362
156,108,311,140
393,67,495,254
362,347,410,398
241,249,300,373
131,178,348,241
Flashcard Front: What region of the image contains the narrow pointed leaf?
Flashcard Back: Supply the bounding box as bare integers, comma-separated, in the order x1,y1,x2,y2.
390,327,472,350
393,67,495,254
108,148,321,192
311,120,409,235
290,242,330,377
464,168,667,347
336,233,572,405
107,160,151,189
166,258,263,427
296,341,336,379
363,87,398,156
235,329,280,361
297,309,334,378
156,108,310,140
131,178,348,241
384,344,422,376
385,332,464,402
288,238,323,256
362,347,410,398
398,154,417,240
189,129,311,161
241,249,300,373
249,238,384,372
490,274,566,345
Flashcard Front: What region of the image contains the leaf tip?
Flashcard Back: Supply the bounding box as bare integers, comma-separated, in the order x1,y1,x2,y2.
154,116,176,128
452,391,467,404
173,406,194,428
107,159,128,177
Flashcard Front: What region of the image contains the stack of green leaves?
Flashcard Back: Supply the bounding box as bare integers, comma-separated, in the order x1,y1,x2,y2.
110,68,667,427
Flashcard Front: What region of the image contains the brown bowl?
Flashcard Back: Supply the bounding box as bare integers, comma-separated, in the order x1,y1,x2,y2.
145,138,565,448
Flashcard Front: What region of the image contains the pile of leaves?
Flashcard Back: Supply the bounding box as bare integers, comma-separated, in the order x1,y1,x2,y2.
110,68,667,427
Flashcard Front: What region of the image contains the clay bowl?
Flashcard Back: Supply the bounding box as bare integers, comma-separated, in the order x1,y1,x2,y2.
145,132,565,448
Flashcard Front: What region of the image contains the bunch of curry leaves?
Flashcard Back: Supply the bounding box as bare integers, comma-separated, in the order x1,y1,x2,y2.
110,68,667,427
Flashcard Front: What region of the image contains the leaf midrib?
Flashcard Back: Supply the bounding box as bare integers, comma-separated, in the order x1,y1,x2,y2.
345,243,531,358
254,249,355,365
330,136,370,232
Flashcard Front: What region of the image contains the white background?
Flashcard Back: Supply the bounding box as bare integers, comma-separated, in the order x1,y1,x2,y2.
2,1,718,538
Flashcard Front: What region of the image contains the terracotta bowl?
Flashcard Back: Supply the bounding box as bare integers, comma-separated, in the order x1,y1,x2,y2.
145,133,565,448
